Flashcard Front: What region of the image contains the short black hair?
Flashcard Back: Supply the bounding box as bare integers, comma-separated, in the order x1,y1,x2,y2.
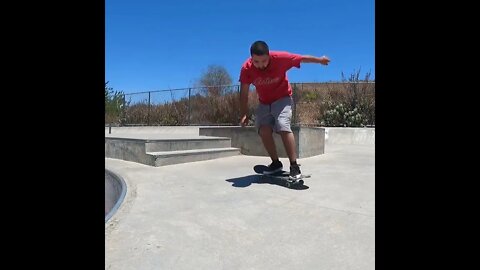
250,40,269,56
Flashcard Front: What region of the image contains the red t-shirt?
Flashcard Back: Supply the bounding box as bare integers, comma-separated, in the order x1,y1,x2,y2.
239,51,302,104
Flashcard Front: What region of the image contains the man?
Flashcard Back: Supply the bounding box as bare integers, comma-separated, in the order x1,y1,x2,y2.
239,40,330,179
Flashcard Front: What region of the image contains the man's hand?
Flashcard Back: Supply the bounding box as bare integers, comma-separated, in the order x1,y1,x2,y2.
239,114,249,127
319,56,330,65
239,83,250,127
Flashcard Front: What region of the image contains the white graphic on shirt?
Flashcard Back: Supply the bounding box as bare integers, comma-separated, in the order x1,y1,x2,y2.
253,77,280,86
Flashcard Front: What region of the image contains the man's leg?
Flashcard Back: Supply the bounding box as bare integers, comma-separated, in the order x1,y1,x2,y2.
279,131,296,163
255,104,282,174
279,130,301,178
259,125,279,161
271,96,296,163
272,96,301,178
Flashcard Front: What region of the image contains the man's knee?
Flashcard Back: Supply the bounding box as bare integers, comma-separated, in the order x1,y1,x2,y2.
275,114,292,133
275,121,292,133
278,130,292,135
258,125,273,137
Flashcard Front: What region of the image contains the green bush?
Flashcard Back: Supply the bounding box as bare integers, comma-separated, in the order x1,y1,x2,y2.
321,103,368,127
105,82,128,125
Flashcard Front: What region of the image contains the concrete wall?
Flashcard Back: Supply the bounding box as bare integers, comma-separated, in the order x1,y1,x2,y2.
199,126,325,158
325,127,375,145
298,127,326,157
104,126,373,163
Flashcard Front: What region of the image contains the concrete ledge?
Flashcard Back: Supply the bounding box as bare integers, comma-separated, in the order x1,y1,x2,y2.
326,127,375,145
199,126,325,158
105,126,202,135
105,169,127,222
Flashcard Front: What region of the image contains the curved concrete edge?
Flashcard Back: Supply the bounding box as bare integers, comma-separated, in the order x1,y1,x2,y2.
105,169,127,223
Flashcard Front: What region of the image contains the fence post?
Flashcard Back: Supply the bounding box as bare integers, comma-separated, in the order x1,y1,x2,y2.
147,91,151,126
292,83,297,127
300,82,303,126
188,88,191,125
121,95,126,126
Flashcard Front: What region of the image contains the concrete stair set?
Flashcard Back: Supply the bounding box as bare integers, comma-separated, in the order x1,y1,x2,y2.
105,136,240,166
105,126,330,167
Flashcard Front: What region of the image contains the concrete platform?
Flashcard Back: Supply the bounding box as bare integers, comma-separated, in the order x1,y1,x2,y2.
104,126,327,167
199,126,325,158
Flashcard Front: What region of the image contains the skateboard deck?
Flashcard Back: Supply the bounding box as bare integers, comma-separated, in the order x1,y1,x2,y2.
253,165,311,188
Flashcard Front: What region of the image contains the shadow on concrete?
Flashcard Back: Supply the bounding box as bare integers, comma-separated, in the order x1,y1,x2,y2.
225,175,309,190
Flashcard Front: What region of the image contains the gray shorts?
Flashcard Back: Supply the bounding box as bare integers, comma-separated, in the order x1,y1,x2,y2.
255,96,293,133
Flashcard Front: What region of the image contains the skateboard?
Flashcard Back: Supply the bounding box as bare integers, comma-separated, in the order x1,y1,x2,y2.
253,165,311,188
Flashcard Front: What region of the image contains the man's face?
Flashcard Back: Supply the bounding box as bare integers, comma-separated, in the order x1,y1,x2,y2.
251,54,270,70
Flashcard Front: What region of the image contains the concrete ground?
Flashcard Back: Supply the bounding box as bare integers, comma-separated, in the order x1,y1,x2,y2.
105,142,375,270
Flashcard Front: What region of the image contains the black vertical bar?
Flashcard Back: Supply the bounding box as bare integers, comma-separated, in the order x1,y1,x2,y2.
292,83,297,126
147,92,151,125
188,88,191,125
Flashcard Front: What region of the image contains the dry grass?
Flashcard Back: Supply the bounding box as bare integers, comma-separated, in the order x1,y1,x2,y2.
107,82,374,127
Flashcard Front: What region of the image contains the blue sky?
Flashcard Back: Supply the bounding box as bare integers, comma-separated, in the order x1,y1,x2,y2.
106,0,374,94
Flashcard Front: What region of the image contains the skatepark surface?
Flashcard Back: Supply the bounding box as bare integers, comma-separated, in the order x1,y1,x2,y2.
105,127,375,270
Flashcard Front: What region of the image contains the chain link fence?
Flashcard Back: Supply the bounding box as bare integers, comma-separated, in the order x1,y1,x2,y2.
105,82,375,127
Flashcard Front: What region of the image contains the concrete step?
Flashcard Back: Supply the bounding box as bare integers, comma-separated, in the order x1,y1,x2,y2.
106,136,232,151
145,137,232,152
147,147,240,166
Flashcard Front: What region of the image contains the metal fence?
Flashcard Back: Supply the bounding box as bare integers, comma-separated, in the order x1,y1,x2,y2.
105,82,375,127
